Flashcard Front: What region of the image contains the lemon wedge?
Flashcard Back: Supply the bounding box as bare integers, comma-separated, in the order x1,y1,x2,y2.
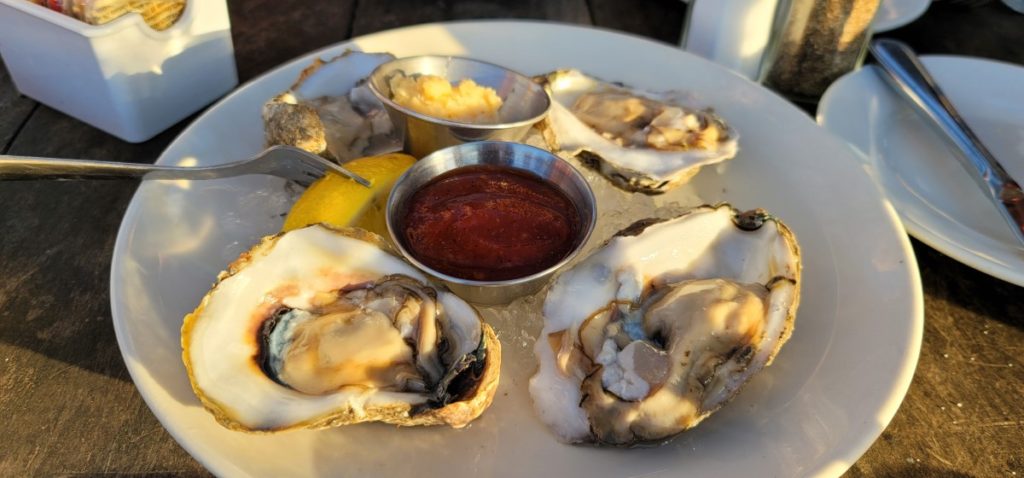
282,153,416,235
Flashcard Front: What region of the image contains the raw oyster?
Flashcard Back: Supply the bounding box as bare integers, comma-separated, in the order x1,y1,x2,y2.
263,51,401,163
529,205,800,445
182,225,500,432
538,70,738,194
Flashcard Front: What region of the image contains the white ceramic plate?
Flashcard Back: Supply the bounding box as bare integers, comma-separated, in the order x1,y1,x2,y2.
111,21,922,478
874,0,931,32
818,56,1024,287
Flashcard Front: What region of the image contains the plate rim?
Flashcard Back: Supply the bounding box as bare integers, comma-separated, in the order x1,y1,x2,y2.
817,54,1024,288
873,0,932,33
111,19,925,478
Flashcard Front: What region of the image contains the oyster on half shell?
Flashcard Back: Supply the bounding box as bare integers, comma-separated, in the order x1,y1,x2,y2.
262,51,402,163
182,225,500,432
529,205,800,445
538,70,738,194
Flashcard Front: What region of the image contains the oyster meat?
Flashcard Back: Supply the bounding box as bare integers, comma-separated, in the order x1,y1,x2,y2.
263,51,402,163
539,70,738,194
182,225,500,432
529,205,800,445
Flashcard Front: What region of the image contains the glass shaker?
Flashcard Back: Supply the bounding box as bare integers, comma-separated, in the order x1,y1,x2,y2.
758,0,881,101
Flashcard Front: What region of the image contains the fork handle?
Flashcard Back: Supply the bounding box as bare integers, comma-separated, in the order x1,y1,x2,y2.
0,155,163,180
0,155,227,181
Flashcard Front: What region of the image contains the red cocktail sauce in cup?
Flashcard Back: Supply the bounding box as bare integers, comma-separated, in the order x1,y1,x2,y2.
399,164,582,282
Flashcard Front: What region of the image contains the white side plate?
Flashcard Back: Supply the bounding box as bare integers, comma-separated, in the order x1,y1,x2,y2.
819,55,1024,287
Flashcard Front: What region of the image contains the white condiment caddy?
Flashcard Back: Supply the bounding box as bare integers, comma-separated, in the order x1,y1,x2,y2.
0,0,238,143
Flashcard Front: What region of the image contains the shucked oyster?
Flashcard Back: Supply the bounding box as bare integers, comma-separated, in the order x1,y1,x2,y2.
182,225,500,432
529,205,800,445
263,51,401,163
539,70,738,194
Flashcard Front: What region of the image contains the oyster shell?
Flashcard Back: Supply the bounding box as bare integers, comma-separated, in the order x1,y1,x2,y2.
539,70,738,194
529,205,800,445
182,225,500,432
262,51,401,163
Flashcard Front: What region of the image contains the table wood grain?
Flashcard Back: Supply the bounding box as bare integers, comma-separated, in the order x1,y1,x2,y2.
0,1,1021,476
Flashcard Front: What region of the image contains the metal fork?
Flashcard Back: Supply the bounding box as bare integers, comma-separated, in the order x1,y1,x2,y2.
0,145,371,188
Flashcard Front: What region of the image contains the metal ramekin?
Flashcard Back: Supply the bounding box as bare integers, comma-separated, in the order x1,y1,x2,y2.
386,141,596,305
366,55,551,159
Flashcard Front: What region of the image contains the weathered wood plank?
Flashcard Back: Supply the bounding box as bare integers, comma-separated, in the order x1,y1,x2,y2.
228,0,358,82
351,0,592,37
847,240,1024,478
0,105,209,476
0,58,38,154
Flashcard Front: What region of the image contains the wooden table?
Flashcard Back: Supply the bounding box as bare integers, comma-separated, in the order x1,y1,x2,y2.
1,1,1021,476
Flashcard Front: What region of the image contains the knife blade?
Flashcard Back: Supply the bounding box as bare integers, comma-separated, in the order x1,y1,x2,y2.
869,39,1024,248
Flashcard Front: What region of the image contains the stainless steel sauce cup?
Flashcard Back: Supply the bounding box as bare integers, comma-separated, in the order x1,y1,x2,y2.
386,141,596,305
367,55,551,159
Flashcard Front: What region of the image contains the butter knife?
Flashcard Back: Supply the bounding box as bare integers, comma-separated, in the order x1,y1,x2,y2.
869,39,1024,247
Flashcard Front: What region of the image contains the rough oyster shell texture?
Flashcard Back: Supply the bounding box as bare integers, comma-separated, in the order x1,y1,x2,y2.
538,70,739,194
181,225,500,432
262,51,402,163
529,204,800,445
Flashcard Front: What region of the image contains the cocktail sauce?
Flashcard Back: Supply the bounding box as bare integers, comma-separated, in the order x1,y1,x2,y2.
400,165,581,281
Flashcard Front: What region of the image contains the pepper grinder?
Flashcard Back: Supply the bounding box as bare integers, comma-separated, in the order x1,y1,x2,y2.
758,0,882,101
